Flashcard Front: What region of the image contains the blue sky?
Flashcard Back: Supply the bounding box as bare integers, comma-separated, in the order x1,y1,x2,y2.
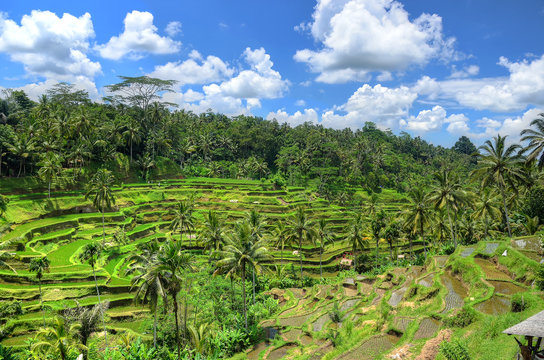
1,0,544,146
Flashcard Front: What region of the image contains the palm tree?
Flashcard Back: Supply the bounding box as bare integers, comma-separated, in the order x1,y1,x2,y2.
315,218,335,278
123,119,141,162
127,243,166,348
85,169,116,241
472,189,501,239
64,302,109,360
404,187,432,259
471,135,525,237
187,322,212,356
199,210,225,253
371,210,386,267
245,209,267,304
383,219,401,260
286,207,315,287
213,222,270,329
428,169,468,248
170,200,196,247
32,317,82,360
156,240,194,360
29,257,50,328
523,215,542,235
7,132,35,177
37,152,62,198
271,221,291,267
78,242,108,348
345,213,368,269
521,113,544,169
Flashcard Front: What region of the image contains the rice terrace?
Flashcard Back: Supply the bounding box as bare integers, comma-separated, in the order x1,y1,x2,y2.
1,1,544,360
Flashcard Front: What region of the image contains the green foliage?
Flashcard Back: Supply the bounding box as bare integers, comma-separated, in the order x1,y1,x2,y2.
0,344,16,360
443,306,477,328
0,301,22,318
103,339,157,360
207,327,250,358
511,293,530,312
440,339,471,360
523,187,544,223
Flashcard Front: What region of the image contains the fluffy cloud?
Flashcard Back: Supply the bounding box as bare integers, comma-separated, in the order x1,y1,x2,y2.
0,10,100,80
449,64,479,78
165,21,182,37
6,77,100,101
96,11,181,60
473,108,544,141
400,105,469,134
415,55,544,112
294,0,456,83
150,50,234,86
320,83,417,129
266,109,318,126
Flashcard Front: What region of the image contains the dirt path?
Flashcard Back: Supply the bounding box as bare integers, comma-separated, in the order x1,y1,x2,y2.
415,329,452,360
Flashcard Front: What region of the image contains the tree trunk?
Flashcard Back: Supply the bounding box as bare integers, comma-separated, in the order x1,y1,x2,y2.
231,276,235,310
173,293,181,360
102,211,105,242
252,269,256,305
500,185,512,237
299,234,303,287
242,263,248,330
17,159,23,177
319,245,323,279
184,281,190,346
153,306,157,348
130,139,133,163
48,181,51,199
38,279,46,328
421,222,426,260
375,238,379,268
92,266,108,349
447,211,457,248
389,243,393,261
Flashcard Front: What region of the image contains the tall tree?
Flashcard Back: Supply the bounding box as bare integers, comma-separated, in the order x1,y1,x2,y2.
404,187,432,259
64,302,109,360
521,113,544,169
32,317,82,360
199,210,225,253
370,210,386,267
156,241,194,360
383,219,401,261
85,169,116,241
472,189,501,239
37,152,62,198
315,218,335,278
345,213,368,269
286,207,315,287
78,243,108,348
170,200,196,246
471,135,525,237
29,256,50,328
271,221,290,266
213,221,270,330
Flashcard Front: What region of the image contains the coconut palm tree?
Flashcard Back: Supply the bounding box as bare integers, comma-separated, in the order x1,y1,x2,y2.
85,169,116,241
37,152,62,198
315,218,335,278
78,242,108,348
127,242,166,348
383,218,401,261
286,207,315,287
199,210,225,253
32,317,82,360
271,221,289,266
345,213,368,269
371,210,386,267
156,240,194,360
29,257,50,328
170,200,196,247
471,135,526,237
7,132,35,177
428,169,468,248
521,113,544,169
122,119,141,162
404,187,432,259
64,302,109,360
245,209,267,304
213,221,270,329
472,189,501,239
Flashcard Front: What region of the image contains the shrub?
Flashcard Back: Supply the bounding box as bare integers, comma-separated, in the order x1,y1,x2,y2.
511,293,530,312
440,339,471,360
443,307,477,328
0,301,22,318
440,243,456,255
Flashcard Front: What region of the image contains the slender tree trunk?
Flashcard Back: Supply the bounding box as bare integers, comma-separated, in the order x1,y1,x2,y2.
319,245,323,279
184,281,190,346
447,211,457,248
421,222,426,260
389,243,393,261
173,293,181,360
92,266,108,349
130,139,133,163
252,269,256,306
48,181,51,199
153,306,157,348
38,279,46,328
231,276,235,310
17,159,23,177
375,238,379,268
299,235,303,287
102,211,105,241
242,263,247,330
500,185,512,238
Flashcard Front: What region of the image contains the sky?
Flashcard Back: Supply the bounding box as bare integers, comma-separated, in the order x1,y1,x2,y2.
1,0,544,147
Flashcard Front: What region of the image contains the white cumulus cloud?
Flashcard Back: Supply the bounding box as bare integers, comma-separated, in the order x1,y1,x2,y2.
266,109,318,127
0,10,100,80
96,10,181,60
400,105,469,134
165,21,182,37
294,0,457,83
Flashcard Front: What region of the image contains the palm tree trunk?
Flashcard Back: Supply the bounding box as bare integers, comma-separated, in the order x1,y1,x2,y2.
447,211,457,248
92,266,108,349
173,293,181,360
500,185,512,237
102,211,105,242
38,279,46,328
48,181,51,199
17,159,23,177
130,139,133,163
184,281,190,346
421,222,426,260
242,263,248,330
389,243,393,261
319,245,323,279
375,238,379,268
299,235,303,287
252,269,256,305
153,306,157,348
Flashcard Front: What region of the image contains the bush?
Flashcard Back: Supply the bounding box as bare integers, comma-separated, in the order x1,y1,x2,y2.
0,301,22,318
440,339,471,360
536,264,544,291
440,243,456,255
443,307,477,328
523,187,544,223
511,293,530,312
208,327,251,358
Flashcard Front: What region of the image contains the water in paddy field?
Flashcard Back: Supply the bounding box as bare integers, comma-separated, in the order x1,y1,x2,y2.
488,280,525,295
476,296,511,315
441,271,467,313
